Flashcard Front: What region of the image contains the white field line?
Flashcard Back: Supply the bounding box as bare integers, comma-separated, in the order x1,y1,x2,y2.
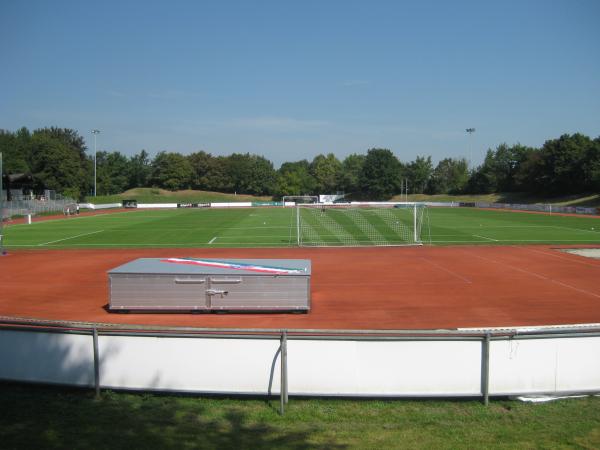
9,238,600,247
472,234,499,242
208,236,217,244
38,230,104,246
461,249,600,299
429,238,600,243
551,225,600,235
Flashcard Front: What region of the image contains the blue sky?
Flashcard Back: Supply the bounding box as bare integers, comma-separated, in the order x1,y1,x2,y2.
1,0,599,167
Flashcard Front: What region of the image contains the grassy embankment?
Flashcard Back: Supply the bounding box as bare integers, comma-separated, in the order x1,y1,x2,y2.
89,188,271,204
88,188,600,207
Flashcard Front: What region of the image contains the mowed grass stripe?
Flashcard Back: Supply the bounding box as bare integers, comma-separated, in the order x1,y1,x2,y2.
2,206,599,248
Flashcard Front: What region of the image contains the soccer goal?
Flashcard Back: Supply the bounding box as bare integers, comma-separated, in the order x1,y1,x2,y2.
295,203,428,247
282,195,319,207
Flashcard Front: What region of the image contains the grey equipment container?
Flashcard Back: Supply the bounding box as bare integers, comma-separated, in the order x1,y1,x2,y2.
108,258,311,312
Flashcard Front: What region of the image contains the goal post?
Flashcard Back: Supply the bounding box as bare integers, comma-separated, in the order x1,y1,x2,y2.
295,202,427,247
282,195,319,207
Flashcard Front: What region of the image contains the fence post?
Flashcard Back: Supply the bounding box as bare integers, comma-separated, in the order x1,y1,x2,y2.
93,327,100,398
482,332,491,406
280,330,288,415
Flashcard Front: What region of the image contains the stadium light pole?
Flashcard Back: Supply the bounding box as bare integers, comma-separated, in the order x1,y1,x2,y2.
466,128,476,168
91,129,101,197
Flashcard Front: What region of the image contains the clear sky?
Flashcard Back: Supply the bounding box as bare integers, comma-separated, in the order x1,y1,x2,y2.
1,0,599,167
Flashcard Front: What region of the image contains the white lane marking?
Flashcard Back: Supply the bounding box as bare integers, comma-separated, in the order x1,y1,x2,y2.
38,230,104,246
461,249,600,299
420,257,472,284
208,236,217,244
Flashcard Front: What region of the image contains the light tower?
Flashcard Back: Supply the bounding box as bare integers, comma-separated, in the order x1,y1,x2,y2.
465,128,476,168
91,129,101,196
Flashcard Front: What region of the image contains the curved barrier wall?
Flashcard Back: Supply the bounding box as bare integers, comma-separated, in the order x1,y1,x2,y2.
1,320,599,400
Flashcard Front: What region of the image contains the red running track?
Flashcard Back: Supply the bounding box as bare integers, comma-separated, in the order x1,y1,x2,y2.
1,246,599,330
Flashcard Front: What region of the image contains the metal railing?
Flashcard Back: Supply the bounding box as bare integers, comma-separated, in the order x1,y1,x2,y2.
1,195,77,219
1,316,599,414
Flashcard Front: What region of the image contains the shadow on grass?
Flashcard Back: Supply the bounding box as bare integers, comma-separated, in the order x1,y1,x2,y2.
0,383,347,450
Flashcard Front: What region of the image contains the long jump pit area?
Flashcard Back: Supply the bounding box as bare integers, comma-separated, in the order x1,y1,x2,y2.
1,245,600,400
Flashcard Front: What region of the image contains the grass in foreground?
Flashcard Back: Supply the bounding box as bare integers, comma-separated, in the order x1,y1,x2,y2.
0,383,599,449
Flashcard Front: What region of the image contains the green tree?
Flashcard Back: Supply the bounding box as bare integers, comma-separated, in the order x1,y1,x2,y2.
30,133,83,198
227,153,276,195
310,153,342,193
427,158,469,194
406,156,433,194
340,154,365,195
96,151,130,195
127,150,152,188
536,133,594,194
360,148,401,199
0,127,33,174
151,152,194,191
274,160,316,197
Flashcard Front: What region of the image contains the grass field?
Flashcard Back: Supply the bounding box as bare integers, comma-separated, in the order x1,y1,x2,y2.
1,383,599,449
2,206,600,248
4,208,600,248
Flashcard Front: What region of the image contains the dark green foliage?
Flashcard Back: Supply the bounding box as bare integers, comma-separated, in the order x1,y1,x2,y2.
228,153,276,195
1,126,598,200
340,153,365,194
274,160,316,197
127,150,152,188
406,155,433,194
310,153,342,194
96,151,130,195
360,148,402,199
427,158,468,194
151,151,194,191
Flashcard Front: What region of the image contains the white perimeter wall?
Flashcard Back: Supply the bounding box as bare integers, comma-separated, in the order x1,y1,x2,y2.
1,329,599,396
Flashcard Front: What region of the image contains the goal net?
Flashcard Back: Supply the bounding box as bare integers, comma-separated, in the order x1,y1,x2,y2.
282,195,319,206
296,203,427,247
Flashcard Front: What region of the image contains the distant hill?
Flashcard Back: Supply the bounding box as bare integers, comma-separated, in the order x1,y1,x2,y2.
88,188,272,204
87,189,599,207
391,192,600,207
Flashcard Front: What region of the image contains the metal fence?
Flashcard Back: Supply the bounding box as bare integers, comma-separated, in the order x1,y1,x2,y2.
471,202,599,215
1,193,77,219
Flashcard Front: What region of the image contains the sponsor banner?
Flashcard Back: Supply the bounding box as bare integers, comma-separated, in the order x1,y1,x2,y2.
177,203,210,208
251,201,283,206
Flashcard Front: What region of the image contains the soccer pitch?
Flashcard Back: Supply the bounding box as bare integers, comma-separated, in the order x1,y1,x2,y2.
2,207,600,248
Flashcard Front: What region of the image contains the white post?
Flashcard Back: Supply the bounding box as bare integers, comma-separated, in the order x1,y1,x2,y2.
413,203,418,243
296,205,300,246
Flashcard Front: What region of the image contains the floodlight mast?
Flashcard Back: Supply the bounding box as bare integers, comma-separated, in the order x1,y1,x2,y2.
466,128,476,168
0,152,4,255
91,129,101,197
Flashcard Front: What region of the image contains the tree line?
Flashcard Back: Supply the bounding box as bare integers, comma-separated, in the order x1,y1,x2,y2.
1,126,598,200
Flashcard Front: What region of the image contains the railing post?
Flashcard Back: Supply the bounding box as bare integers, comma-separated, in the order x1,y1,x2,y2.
280,329,288,415
482,332,491,406
93,327,100,398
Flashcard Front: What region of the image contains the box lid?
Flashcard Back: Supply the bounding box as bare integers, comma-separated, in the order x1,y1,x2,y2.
109,258,311,276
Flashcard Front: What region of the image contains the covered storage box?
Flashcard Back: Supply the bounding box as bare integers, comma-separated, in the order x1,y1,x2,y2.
108,258,311,312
